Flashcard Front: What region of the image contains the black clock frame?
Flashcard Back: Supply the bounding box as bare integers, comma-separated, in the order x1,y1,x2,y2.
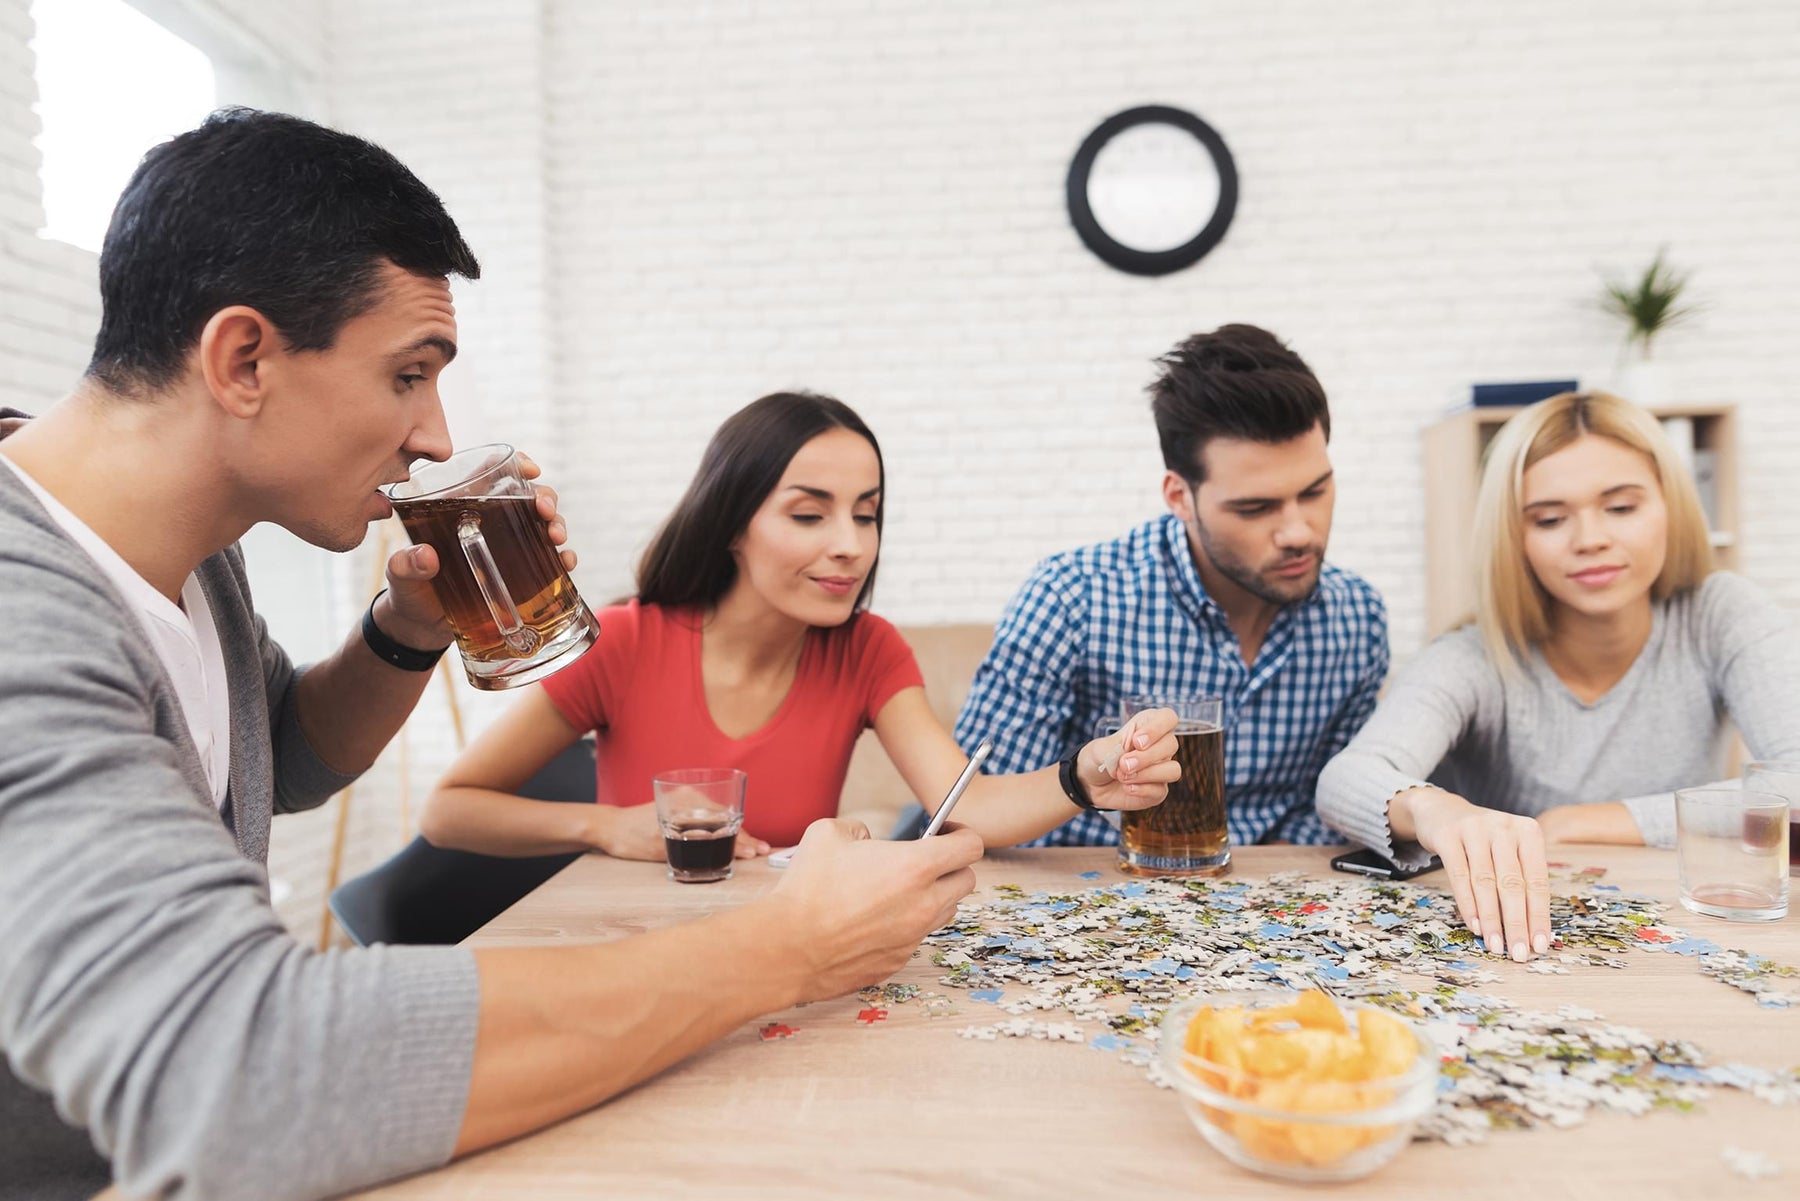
1065,104,1239,277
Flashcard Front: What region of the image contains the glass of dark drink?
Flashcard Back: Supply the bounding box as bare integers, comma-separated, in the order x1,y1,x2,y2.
652,768,748,883
384,445,599,690
1103,694,1228,878
1743,762,1800,879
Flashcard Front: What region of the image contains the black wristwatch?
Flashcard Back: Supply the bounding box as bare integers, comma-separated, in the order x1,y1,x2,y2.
1058,755,1099,812
362,589,448,672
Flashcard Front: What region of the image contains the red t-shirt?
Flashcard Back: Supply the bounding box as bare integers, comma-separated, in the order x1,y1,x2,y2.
539,600,924,846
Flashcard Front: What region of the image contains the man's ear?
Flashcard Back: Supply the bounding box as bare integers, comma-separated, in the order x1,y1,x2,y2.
1161,470,1197,522
197,306,280,419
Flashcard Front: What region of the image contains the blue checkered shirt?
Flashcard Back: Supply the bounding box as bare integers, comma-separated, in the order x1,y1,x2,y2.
955,515,1389,847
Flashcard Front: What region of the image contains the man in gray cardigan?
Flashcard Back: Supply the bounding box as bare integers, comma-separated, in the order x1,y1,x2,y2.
0,109,982,1201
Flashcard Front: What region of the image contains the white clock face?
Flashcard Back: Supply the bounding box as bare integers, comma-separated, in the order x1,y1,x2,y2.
1085,121,1223,254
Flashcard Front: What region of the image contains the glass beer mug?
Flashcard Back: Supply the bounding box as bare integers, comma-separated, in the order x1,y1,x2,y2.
1098,694,1229,878
384,444,600,690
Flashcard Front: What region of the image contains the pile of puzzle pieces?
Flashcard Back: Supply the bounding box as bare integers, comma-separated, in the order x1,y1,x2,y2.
885,868,1800,1144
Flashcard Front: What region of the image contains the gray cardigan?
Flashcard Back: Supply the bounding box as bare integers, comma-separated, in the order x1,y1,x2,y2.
1316,572,1800,870
0,459,480,1201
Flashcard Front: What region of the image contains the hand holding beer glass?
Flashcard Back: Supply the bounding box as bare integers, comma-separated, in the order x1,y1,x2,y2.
1099,694,1228,878
384,445,600,689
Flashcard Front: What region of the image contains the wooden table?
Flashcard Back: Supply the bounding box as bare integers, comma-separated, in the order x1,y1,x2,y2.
353,847,1800,1199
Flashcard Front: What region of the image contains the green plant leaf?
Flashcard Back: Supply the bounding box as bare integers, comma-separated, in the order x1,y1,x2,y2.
1598,247,1698,352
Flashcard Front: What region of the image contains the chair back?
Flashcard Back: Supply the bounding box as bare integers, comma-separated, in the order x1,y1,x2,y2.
328,738,597,946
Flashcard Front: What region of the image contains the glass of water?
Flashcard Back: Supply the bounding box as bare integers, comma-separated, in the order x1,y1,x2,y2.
1744,761,1800,879
1675,786,1789,921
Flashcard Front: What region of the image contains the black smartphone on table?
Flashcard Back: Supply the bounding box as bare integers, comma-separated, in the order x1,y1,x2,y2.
1329,847,1442,881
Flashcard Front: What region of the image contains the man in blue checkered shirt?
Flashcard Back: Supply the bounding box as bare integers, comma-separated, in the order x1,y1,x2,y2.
953,324,1389,848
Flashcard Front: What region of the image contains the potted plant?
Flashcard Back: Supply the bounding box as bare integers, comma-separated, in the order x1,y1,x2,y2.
1600,248,1697,406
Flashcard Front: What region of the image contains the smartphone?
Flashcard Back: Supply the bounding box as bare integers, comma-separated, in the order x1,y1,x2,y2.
920,738,993,838
1330,847,1442,881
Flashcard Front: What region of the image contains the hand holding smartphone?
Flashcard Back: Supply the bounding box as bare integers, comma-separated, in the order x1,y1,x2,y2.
769,738,995,869
920,738,993,838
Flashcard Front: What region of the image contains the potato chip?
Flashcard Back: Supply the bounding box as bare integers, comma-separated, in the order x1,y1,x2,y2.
1293,1115,1396,1166
1355,1007,1420,1079
1239,1032,1312,1078
1246,988,1349,1035
1234,1112,1298,1164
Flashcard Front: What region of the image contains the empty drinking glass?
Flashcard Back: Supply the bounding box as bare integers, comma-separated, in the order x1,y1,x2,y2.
1675,786,1789,921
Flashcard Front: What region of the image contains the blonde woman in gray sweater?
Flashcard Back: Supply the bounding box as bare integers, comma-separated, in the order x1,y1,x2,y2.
1318,392,1800,965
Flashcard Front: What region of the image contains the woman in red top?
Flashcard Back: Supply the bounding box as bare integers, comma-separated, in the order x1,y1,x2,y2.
420,392,1178,859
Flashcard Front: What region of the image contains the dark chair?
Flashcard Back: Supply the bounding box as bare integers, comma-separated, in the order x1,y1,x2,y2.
327,738,597,946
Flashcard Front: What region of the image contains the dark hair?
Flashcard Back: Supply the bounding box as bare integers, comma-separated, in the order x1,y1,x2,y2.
87,107,480,393
1149,323,1329,484
637,391,885,612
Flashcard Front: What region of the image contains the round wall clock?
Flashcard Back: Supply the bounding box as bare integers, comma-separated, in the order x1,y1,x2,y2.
1066,105,1238,277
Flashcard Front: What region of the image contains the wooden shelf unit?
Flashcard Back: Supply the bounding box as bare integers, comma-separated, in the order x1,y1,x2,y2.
1422,404,1738,639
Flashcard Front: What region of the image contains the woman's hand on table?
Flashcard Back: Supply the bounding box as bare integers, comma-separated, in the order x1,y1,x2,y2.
1078,706,1183,810
1398,786,1551,963
586,802,771,861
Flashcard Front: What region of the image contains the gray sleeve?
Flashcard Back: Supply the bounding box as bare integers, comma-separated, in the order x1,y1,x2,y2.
1304,591,1391,789
219,546,358,814
1702,572,1800,764
1619,789,1679,849
1619,573,1800,849
0,567,480,1201
1316,629,1494,871
259,613,359,815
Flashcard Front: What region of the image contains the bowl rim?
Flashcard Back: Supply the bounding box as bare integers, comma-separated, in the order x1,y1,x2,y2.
1158,991,1439,1126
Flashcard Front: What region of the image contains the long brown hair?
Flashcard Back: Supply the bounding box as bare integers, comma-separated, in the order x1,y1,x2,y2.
636,391,885,612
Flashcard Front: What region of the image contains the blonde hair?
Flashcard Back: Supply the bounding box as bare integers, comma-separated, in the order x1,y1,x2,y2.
1471,391,1713,667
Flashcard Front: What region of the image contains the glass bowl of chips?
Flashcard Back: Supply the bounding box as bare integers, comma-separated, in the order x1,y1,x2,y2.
1158,988,1438,1183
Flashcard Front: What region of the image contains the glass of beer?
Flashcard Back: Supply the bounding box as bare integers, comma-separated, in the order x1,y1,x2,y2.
1103,693,1228,878
384,445,600,690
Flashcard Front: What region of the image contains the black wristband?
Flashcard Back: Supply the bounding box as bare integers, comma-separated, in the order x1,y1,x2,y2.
1059,755,1098,812
362,589,448,672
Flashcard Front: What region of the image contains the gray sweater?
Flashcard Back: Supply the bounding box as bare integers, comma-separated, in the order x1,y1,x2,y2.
1317,572,1800,870
0,460,481,1200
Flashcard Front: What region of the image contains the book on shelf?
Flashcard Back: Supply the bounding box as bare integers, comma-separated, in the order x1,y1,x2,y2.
1469,380,1579,409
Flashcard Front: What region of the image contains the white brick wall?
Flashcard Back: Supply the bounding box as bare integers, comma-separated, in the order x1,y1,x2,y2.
16,0,1795,660
523,0,1800,656
323,0,560,743
6,1,1800,859
325,0,554,469
0,0,95,414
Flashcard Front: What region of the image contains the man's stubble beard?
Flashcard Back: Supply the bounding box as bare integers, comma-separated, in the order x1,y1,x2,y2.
1192,515,1323,608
